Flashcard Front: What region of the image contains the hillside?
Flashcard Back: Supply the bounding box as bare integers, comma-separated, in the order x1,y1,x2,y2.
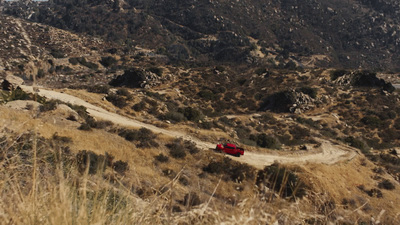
3,0,400,70
0,3,400,225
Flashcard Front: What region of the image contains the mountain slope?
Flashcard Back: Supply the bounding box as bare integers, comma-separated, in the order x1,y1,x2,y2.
3,0,400,69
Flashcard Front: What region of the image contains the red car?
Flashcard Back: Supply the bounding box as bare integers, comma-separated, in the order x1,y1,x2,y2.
216,143,244,157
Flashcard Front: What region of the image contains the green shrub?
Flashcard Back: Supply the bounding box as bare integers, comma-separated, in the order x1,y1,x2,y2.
165,138,199,158
361,116,383,128
256,134,281,149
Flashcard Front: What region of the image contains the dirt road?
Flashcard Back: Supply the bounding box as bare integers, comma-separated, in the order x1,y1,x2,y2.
21,85,358,169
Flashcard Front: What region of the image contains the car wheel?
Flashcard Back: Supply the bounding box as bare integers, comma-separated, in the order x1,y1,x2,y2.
236,153,240,157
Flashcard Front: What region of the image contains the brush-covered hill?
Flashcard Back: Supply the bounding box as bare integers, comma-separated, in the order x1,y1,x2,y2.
3,0,400,69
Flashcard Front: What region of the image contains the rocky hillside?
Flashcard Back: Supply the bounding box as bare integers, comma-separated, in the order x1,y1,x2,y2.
3,0,400,69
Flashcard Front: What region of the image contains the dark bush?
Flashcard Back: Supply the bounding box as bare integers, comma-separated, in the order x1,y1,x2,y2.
76,150,107,174
256,163,307,198
166,140,187,159
330,69,348,80
297,87,317,98
345,136,370,153
259,91,295,112
112,160,129,175
132,101,146,112
52,133,72,144
155,153,169,163
106,94,128,108
361,116,383,128
116,88,131,97
203,157,254,182
365,188,383,198
255,67,267,75
147,67,163,76
162,111,186,122
183,192,201,207
198,89,216,101
378,179,395,190
37,69,45,78
78,123,92,131
100,56,117,67
69,57,79,65
40,100,59,112
50,49,66,58
256,134,281,149
117,128,158,148
87,85,110,94
183,107,203,122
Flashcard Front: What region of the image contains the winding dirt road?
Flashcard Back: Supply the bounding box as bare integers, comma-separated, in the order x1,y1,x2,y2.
21,85,358,169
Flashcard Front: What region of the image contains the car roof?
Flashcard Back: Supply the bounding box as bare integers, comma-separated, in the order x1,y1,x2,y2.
225,143,236,147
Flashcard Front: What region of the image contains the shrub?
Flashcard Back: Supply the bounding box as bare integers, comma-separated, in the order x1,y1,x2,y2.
330,69,347,80
256,163,307,198
297,86,317,98
76,150,107,174
345,136,370,153
166,140,187,159
132,101,146,112
50,49,66,58
147,67,163,76
183,192,201,207
198,89,216,101
100,56,117,67
52,133,72,144
155,153,169,163
255,67,267,75
117,128,158,148
361,116,383,128
256,134,281,149
162,111,186,122
203,157,254,182
37,69,45,78
378,179,395,190
112,160,129,175
78,123,92,131
87,85,110,94
106,94,127,108
69,57,79,65
183,107,203,122
40,100,59,112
